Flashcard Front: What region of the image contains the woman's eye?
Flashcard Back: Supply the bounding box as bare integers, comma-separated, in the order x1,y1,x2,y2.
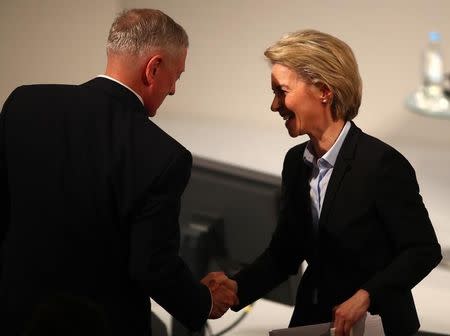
273,89,286,95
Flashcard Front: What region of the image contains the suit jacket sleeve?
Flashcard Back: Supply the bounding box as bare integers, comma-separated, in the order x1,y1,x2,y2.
232,147,305,310
361,147,442,309
128,148,211,331
0,92,13,273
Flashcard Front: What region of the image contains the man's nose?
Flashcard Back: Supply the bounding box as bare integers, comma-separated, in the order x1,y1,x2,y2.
169,83,176,96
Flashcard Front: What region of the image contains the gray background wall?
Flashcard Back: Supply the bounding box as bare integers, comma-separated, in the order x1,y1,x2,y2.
1,0,450,334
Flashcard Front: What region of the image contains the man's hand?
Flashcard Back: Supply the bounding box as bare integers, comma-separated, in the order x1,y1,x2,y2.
201,272,239,319
333,289,370,336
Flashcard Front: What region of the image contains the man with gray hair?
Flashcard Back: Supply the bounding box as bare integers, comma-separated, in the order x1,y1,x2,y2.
0,8,236,336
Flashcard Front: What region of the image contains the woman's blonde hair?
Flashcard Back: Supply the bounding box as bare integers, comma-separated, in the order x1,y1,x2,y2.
264,29,362,121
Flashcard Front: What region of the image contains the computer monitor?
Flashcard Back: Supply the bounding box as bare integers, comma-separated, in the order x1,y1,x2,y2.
178,155,302,305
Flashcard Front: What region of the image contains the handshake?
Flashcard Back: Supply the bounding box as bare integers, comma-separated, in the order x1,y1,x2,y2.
201,272,239,319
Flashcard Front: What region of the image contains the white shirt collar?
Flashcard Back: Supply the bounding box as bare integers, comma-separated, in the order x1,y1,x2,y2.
97,75,144,105
303,121,352,167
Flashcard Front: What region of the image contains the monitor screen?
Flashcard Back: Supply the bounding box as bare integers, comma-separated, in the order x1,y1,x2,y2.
178,155,302,306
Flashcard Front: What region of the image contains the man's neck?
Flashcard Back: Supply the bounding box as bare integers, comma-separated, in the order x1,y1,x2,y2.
104,53,144,97
99,74,144,106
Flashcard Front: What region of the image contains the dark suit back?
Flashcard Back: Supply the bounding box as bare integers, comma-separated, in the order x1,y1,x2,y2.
0,78,210,335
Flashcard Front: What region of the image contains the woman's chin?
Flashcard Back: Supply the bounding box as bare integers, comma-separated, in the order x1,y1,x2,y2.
285,123,301,138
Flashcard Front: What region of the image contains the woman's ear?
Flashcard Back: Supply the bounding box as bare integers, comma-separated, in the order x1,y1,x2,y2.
143,55,162,86
318,83,332,103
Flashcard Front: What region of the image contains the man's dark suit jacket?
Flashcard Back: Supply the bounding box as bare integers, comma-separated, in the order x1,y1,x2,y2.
0,77,211,336
233,122,441,336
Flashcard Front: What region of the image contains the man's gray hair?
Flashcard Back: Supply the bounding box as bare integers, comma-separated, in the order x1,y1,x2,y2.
106,8,189,56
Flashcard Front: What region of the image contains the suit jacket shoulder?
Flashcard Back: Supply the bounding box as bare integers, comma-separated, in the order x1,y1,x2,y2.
342,122,412,165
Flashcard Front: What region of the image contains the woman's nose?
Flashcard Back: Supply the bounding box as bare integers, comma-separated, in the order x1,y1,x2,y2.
271,96,280,112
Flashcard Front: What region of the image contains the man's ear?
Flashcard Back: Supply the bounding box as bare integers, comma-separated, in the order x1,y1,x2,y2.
143,55,162,86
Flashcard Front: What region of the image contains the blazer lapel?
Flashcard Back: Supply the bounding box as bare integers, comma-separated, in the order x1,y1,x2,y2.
318,122,360,229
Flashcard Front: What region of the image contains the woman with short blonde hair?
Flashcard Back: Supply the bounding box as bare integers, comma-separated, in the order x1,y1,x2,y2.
265,29,362,121
227,29,441,336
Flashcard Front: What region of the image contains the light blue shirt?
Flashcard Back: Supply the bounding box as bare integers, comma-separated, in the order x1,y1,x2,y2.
303,121,351,228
